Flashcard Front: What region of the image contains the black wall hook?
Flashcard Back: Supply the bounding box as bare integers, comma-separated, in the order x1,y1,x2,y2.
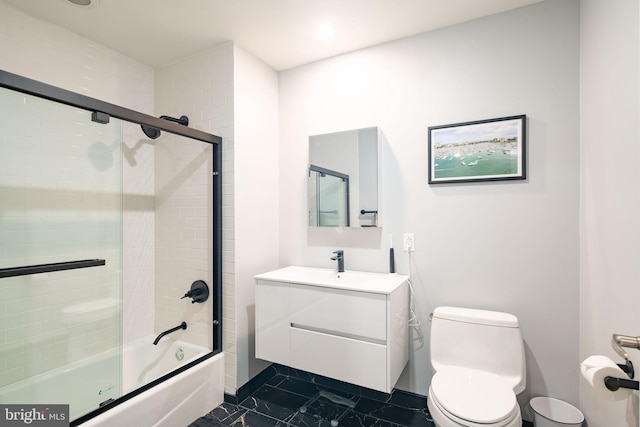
181,280,209,303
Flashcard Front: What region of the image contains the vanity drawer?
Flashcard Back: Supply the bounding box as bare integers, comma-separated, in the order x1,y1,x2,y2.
290,284,387,342
290,327,387,392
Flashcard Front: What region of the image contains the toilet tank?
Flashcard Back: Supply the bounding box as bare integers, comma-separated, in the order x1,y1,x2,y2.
430,306,526,394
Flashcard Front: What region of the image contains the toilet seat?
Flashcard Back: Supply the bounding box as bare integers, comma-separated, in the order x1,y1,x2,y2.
429,367,519,426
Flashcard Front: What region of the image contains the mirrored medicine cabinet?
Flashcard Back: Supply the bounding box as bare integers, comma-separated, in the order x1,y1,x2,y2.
308,127,380,228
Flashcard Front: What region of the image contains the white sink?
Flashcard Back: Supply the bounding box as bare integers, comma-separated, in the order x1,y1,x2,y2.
254,265,407,294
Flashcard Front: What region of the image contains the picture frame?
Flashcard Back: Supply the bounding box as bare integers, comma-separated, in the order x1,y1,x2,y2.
428,115,526,184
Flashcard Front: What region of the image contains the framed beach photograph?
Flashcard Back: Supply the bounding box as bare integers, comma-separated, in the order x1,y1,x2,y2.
428,115,526,184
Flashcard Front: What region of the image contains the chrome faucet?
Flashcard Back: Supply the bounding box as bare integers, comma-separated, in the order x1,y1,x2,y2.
331,250,345,273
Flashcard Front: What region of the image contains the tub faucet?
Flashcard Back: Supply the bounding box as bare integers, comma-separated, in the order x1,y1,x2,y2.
153,321,187,345
331,250,344,273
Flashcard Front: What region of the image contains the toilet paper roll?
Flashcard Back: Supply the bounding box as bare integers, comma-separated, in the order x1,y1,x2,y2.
581,355,632,401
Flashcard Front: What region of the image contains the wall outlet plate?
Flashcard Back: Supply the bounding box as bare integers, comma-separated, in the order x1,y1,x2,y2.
403,233,414,252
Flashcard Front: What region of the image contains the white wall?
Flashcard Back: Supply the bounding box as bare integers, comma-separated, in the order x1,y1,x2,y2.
233,44,280,391
579,0,640,426
279,0,580,419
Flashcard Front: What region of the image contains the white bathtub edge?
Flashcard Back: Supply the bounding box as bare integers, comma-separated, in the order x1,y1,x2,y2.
81,352,224,427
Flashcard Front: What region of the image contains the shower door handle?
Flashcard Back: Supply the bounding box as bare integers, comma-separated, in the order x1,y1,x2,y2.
0,259,106,279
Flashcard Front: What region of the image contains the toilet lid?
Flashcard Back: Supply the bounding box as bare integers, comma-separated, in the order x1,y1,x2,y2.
431,367,517,424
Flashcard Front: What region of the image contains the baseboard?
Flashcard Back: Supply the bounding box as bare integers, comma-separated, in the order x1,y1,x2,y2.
223,364,278,404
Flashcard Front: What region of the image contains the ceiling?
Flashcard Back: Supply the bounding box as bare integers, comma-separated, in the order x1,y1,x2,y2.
1,0,544,71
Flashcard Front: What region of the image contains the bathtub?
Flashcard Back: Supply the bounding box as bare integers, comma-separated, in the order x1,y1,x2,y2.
0,336,224,426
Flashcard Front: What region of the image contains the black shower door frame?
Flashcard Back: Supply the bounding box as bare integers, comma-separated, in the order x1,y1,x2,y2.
0,69,223,425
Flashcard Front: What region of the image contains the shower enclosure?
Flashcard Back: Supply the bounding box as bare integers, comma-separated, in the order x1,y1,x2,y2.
0,70,222,424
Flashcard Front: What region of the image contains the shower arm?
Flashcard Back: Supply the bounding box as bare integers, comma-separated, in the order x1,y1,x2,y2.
160,115,189,126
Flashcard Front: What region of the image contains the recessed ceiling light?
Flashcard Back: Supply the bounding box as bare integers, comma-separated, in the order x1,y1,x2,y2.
316,24,334,39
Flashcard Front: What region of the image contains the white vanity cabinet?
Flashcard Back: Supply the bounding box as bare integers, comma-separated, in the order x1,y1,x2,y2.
255,266,409,393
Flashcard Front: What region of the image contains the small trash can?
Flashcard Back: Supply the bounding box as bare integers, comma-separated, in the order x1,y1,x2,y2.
530,397,584,427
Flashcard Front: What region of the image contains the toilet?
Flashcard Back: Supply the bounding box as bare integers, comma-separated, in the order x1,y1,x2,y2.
427,306,526,427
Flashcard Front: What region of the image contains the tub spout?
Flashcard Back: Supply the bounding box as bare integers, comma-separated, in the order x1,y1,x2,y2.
153,322,187,345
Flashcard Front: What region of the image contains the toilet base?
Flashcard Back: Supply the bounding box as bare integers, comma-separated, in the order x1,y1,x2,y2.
427,389,521,427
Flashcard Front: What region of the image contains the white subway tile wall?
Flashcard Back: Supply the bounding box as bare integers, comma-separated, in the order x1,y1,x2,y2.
0,2,156,383
122,120,156,344
155,43,236,393
0,89,122,387
154,133,213,346
0,4,154,114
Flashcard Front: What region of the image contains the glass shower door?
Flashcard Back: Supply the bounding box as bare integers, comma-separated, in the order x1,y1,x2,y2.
308,165,350,227
0,87,123,420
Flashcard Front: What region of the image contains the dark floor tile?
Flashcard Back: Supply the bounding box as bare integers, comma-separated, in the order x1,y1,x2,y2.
275,375,361,404
522,421,534,427
239,385,310,421
272,364,389,402
353,397,384,415
188,417,225,427
386,391,427,411
319,385,362,403
277,376,323,398
353,387,391,404
230,410,287,427
266,374,288,387
355,398,433,427
339,412,399,427
193,364,438,427
288,411,335,427
204,402,246,426
300,394,352,424
274,364,316,382
313,376,389,403
372,407,432,427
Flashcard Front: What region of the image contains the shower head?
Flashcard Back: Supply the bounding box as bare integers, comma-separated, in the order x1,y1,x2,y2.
140,115,189,139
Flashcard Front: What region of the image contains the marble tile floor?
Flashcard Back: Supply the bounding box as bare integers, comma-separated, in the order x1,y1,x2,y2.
188,364,535,427
189,365,434,427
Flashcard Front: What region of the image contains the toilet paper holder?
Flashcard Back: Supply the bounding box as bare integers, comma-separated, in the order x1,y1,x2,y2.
605,376,639,392
605,333,640,391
